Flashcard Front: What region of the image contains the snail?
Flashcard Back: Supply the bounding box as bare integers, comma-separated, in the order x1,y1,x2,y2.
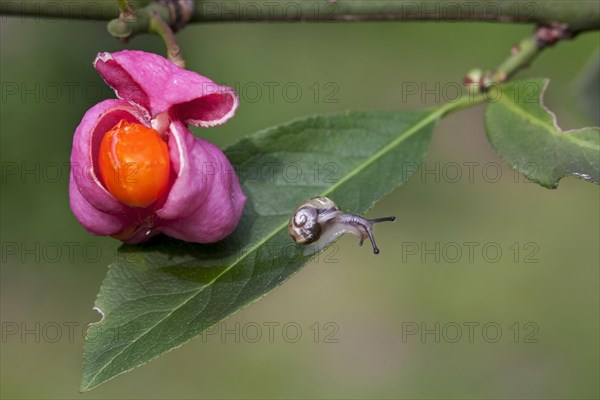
288,196,396,255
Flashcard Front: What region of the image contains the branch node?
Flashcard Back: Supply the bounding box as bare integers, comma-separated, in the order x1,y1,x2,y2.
535,22,573,47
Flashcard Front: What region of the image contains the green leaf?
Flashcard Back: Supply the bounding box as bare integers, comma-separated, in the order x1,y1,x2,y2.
81,110,438,391
485,78,600,188
577,52,600,125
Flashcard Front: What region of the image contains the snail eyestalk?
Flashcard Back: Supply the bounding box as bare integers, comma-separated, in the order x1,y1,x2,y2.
370,216,397,223
334,213,396,255
367,216,396,254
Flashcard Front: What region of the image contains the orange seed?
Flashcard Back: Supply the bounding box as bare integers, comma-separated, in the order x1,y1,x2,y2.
98,119,170,208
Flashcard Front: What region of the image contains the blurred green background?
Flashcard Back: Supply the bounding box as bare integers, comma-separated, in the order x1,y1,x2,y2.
1,7,599,399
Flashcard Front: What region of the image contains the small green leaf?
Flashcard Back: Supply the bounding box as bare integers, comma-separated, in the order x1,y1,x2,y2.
485,78,600,188
81,110,438,391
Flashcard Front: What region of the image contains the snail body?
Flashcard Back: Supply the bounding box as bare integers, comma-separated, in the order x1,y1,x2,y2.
288,196,396,255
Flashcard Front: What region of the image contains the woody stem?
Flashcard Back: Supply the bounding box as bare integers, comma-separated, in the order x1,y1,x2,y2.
2,1,599,32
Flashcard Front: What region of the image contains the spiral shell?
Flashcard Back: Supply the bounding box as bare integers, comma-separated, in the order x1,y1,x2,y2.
288,196,339,244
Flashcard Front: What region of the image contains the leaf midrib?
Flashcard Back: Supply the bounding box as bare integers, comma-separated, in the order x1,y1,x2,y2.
498,96,600,151
83,108,439,389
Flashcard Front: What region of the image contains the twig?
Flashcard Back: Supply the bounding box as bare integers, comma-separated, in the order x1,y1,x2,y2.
149,11,185,67
464,24,573,91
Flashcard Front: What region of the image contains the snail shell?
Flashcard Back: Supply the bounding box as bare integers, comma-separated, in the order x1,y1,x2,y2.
288,196,340,244
288,196,396,255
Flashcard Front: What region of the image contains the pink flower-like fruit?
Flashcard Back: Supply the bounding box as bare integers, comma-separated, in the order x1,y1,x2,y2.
69,50,246,244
